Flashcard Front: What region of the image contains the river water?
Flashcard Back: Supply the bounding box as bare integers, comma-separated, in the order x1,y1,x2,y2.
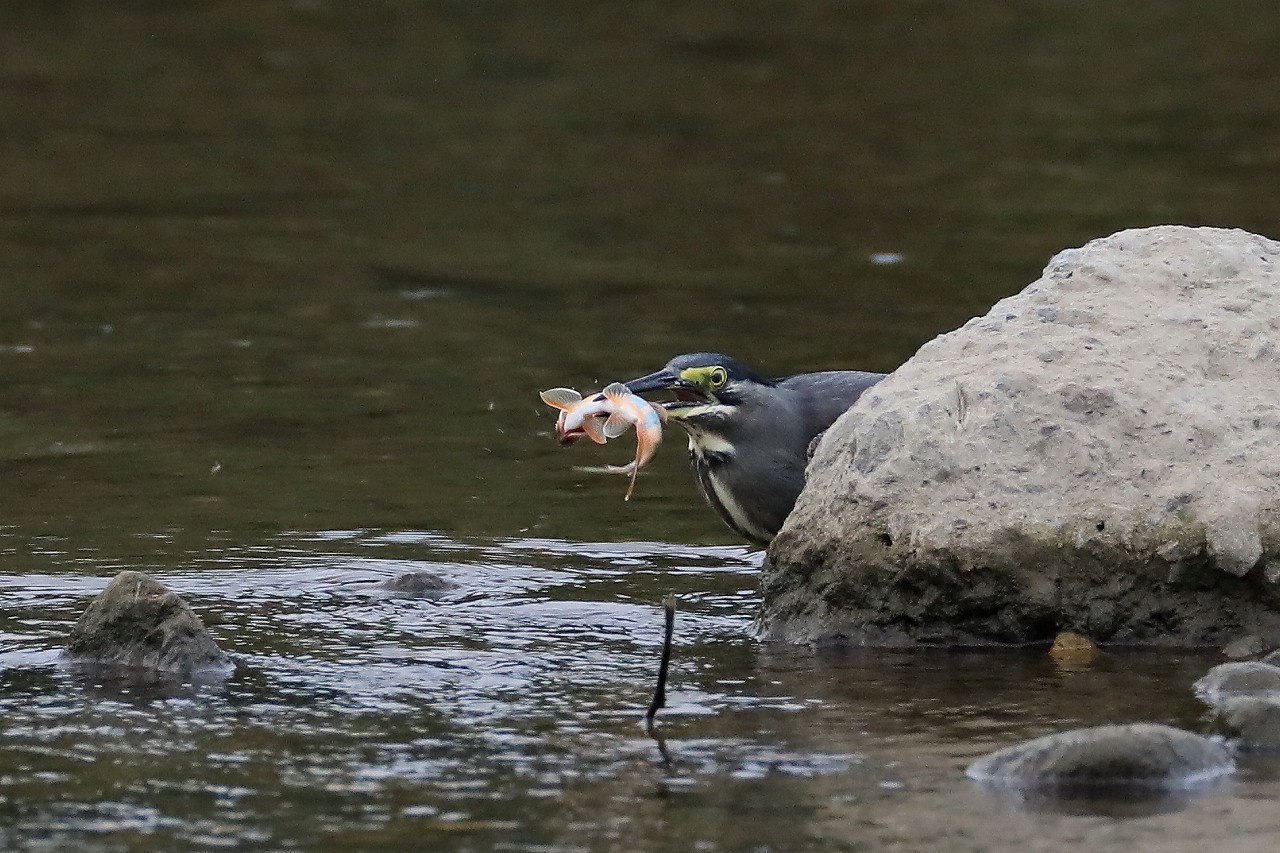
4,1,1280,850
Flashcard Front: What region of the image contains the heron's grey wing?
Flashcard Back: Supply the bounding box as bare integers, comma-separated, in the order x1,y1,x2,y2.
778,370,887,432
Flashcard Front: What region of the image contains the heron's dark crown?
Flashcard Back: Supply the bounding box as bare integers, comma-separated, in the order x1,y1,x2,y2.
663,353,773,386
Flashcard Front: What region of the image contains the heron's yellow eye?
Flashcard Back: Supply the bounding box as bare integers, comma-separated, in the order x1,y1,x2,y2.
708,366,728,389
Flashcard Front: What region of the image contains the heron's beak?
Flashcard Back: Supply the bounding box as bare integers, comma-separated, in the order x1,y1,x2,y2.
625,368,711,420
624,368,683,395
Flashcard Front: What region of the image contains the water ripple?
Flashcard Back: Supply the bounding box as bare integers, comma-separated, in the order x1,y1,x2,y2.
1,530,859,850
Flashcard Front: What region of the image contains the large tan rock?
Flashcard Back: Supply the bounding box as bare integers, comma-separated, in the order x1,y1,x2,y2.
761,226,1280,645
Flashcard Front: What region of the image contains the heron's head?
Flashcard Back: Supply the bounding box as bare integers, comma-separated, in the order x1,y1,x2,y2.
624,353,774,430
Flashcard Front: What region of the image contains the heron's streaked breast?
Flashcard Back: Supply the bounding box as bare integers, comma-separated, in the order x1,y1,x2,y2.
705,466,772,544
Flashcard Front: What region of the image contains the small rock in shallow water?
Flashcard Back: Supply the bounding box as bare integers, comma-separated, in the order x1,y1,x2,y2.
379,571,453,598
64,571,233,676
966,723,1233,790
1260,649,1280,668
1221,632,1280,660
1049,631,1098,665
1222,634,1269,660
1210,696,1280,749
1194,661,1280,706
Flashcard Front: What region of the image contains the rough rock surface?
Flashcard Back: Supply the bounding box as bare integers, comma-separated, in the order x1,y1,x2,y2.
762,226,1280,645
966,723,1234,790
64,571,234,675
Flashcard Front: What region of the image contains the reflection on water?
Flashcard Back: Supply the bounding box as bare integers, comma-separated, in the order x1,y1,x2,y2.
4,530,1280,851
983,785,1228,820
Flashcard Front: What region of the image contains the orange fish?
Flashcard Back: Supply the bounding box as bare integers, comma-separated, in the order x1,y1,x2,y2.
539,382,666,500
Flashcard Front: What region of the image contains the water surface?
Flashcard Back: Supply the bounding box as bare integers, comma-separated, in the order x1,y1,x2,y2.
6,530,1280,852
4,1,1280,850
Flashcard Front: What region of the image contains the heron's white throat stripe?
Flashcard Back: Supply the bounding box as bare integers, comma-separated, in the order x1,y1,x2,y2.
668,403,734,422
686,431,735,458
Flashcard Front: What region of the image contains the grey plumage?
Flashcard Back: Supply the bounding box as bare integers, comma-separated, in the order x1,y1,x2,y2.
778,370,886,439
625,355,886,545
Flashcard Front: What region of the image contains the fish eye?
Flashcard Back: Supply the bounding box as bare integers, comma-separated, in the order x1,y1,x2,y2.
708,366,728,389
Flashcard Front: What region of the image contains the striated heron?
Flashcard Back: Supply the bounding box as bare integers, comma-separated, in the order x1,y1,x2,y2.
625,353,885,545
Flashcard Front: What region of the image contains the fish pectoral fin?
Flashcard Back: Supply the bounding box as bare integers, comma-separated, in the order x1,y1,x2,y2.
540,388,582,410
602,382,629,400
602,412,632,439
582,416,609,444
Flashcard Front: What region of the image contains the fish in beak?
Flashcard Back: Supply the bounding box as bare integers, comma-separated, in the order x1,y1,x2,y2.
539,382,666,500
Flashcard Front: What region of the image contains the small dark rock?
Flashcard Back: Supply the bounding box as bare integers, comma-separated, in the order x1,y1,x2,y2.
1222,634,1268,660
1210,696,1280,749
64,571,233,676
1260,649,1280,668
1194,661,1280,706
966,723,1233,790
380,571,453,598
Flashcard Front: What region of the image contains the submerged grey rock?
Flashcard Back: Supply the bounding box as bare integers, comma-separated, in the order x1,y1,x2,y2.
1194,661,1280,706
762,226,1280,645
1210,696,1280,748
64,571,234,675
966,723,1234,790
379,570,453,598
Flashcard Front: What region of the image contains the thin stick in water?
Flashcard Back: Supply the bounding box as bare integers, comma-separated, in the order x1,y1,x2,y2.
646,595,676,728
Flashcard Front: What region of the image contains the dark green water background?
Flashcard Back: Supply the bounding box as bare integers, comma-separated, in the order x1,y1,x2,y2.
3,1,1280,850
